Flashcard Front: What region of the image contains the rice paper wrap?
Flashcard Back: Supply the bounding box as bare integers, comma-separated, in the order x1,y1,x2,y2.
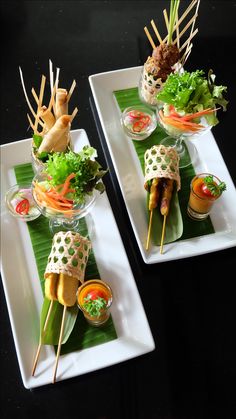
144,145,181,191
44,231,91,283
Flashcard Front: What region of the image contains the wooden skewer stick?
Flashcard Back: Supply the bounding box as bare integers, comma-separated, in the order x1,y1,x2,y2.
163,9,169,31
34,75,46,134
144,26,156,50
19,67,38,121
181,42,193,65
146,209,153,251
67,79,76,103
52,304,67,384
31,299,54,376
162,0,198,44
173,13,198,45
186,0,200,53
150,19,163,44
160,215,167,255
70,107,78,122
179,27,198,53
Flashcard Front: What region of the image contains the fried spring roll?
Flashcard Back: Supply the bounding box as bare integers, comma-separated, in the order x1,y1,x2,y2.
38,115,71,153
55,88,68,120
39,106,55,131
160,179,174,216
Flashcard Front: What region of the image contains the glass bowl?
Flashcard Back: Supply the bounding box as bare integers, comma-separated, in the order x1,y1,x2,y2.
121,105,157,141
5,184,41,222
32,171,98,234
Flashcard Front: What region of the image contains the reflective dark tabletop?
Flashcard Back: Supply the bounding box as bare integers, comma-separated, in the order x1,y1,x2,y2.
1,1,236,418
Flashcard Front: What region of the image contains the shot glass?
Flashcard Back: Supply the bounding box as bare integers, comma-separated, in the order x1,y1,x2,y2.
77,279,113,326
187,173,225,221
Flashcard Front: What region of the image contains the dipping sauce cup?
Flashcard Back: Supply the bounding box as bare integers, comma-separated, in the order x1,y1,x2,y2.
77,279,113,326
187,173,226,221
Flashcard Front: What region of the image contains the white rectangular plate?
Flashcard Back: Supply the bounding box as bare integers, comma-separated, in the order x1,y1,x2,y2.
0,129,155,389
89,66,236,264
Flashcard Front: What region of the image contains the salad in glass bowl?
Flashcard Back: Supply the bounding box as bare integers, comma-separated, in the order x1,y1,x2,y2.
32,146,107,234
156,69,228,168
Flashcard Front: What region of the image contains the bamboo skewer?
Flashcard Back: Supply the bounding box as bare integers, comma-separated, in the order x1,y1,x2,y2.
173,13,198,45
150,19,163,44
186,0,200,53
34,75,46,134
162,0,198,45
70,107,78,122
160,215,167,255
67,79,76,103
144,26,156,49
163,9,169,30
31,300,54,376
52,304,67,384
146,209,153,251
179,27,198,52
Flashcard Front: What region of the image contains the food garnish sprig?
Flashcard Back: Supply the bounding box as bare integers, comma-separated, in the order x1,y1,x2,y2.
19,59,78,161
144,145,181,254
202,175,226,197
32,231,91,384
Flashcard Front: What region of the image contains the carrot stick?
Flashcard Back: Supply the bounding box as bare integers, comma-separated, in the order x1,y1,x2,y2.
181,107,220,121
59,173,76,196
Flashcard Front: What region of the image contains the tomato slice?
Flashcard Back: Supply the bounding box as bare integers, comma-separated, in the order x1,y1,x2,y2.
128,110,145,119
15,199,30,215
133,120,145,132
86,289,107,301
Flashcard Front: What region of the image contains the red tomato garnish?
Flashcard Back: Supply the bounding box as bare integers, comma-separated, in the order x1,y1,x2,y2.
129,111,145,119
201,184,213,197
133,120,145,132
86,289,107,301
15,199,30,215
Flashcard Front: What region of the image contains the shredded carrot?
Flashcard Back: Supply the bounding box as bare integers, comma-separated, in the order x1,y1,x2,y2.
33,181,74,213
59,173,76,196
181,107,220,121
159,110,204,132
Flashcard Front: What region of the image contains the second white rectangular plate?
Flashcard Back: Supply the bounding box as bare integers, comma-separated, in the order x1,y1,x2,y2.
0,129,155,388
89,66,236,264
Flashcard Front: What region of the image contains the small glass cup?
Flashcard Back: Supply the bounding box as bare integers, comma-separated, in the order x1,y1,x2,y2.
187,173,224,221
5,184,41,222
121,105,157,141
77,279,113,327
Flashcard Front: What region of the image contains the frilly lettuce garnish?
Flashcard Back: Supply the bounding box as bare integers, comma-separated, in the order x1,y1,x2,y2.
157,69,228,125
44,146,107,203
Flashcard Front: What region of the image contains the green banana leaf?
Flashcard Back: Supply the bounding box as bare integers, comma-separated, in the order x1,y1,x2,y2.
40,298,78,345
114,87,215,243
14,163,117,352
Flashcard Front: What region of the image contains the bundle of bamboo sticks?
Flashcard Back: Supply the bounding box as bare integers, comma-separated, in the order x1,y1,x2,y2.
144,0,200,65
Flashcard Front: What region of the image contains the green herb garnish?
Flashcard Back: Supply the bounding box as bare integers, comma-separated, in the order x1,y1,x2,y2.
82,296,107,317
203,175,226,196
33,134,43,148
44,146,107,204
156,70,228,126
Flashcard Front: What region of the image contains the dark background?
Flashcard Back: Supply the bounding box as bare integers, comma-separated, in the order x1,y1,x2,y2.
1,1,236,418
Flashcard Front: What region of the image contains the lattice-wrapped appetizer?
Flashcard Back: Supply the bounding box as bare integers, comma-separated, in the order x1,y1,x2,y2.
139,0,200,107
32,231,91,383
144,144,181,253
